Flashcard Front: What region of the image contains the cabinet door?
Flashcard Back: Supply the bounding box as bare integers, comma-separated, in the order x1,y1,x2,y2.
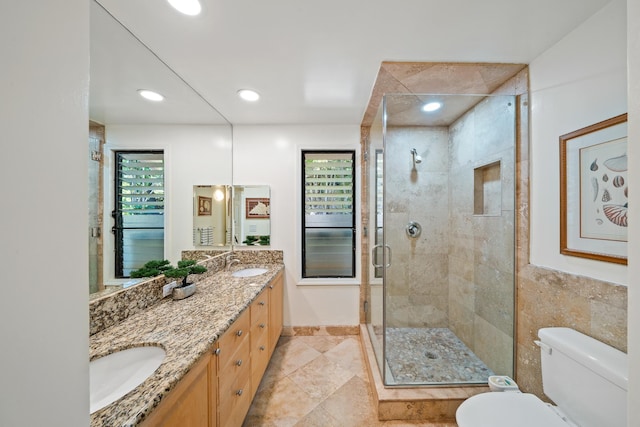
268,272,284,355
141,355,210,427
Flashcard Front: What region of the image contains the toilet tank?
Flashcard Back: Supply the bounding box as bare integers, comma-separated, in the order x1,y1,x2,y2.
538,327,627,427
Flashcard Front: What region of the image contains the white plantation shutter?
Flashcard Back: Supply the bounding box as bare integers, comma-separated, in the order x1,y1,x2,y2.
303,151,355,277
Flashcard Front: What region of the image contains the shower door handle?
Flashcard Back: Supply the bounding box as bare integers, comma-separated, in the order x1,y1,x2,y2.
372,244,392,268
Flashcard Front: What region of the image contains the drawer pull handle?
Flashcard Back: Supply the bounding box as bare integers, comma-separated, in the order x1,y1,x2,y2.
259,345,265,351
236,389,243,396
213,348,221,355
236,330,243,336
236,359,243,366
259,323,266,329
269,285,274,289
259,301,265,306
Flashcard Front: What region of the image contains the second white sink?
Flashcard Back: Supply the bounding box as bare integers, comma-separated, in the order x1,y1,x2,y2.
90,346,165,414
232,267,268,278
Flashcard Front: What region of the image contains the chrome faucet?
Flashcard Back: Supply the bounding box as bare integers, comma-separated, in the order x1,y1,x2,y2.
226,254,241,271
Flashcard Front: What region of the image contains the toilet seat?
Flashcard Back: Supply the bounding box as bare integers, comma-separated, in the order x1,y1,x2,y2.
456,392,572,427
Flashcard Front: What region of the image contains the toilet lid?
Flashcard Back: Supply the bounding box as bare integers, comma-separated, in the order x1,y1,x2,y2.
456,392,569,427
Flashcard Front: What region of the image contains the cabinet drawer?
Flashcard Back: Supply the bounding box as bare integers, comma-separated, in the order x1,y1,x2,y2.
218,335,250,393
218,375,251,427
251,331,270,398
250,291,269,325
218,309,250,368
250,311,268,344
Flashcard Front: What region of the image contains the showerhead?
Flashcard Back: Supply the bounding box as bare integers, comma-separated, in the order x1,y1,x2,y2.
411,148,422,165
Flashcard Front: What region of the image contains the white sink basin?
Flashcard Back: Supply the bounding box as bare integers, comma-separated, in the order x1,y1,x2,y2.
90,346,165,414
232,267,268,278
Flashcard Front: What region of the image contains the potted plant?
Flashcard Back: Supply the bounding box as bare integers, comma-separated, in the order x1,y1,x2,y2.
164,260,208,300
130,259,173,278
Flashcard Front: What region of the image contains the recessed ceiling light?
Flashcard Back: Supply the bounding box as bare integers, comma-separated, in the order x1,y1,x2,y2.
167,0,201,16
237,89,260,102
422,101,442,112
138,89,164,102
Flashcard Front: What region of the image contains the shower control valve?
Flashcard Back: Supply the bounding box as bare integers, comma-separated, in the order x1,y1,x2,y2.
406,221,422,238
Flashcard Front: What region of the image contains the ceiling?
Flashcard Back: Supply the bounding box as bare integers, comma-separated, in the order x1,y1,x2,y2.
92,0,611,126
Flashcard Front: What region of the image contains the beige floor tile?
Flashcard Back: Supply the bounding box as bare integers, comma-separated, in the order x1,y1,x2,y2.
268,338,323,377
316,376,383,427
244,376,321,427
293,405,342,427
297,335,350,353
245,335,460,427
324,336,368,377
287,354,356,401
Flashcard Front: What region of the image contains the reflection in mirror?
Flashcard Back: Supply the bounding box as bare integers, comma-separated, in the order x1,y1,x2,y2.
89,0,232,294
233,186,271,246
193,185,231,247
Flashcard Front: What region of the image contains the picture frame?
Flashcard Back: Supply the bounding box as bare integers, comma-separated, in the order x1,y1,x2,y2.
198,196,212,216
560,113,628,265
246,198,270,219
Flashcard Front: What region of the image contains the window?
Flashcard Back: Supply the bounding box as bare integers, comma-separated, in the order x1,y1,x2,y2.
302,151,355,278
113,151,164,278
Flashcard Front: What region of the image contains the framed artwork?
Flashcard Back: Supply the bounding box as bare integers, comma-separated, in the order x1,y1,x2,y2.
198,196,212,216
246,198,270,219
560,113,628,264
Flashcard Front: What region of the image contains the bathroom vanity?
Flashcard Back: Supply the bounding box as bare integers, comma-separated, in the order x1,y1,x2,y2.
89,258,284,427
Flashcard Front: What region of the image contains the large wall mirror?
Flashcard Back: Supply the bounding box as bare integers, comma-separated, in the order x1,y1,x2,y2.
89,0,232,294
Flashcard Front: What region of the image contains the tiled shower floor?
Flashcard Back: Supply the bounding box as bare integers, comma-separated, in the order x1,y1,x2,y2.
385,327,493,384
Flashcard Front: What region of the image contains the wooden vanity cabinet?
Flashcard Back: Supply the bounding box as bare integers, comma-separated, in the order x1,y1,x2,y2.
142,270,284,427
141,352,210,427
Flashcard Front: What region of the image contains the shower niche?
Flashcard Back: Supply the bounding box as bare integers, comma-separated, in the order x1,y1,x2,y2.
474,160,502,216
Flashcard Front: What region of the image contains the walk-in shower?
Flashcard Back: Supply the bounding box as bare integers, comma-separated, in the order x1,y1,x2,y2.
366,92,516,386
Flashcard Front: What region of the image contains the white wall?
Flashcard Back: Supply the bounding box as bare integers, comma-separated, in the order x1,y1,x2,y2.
529,0,628,284
233,125,361,327
103,125,232,282
0,1,89,425
627,0,639,423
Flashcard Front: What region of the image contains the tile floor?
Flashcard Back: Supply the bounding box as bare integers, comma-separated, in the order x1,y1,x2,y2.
243,335,458,427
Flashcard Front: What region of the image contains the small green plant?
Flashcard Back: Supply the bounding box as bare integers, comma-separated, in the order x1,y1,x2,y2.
130,259,172,278
129,259,207,288
242,235,270,246
164,260,208,287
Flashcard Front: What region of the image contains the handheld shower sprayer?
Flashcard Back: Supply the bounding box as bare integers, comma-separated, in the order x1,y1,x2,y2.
411,148,422,167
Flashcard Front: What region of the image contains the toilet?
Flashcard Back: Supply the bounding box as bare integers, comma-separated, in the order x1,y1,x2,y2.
456,327,628,427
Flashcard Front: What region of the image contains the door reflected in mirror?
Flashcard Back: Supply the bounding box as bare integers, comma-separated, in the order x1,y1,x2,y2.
193,185,231,247
233,186,271,246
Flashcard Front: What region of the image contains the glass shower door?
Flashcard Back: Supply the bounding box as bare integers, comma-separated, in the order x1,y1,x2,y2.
380,93,516,386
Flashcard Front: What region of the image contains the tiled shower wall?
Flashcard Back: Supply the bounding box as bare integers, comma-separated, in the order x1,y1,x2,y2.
383,126,450,329
448,96,515,376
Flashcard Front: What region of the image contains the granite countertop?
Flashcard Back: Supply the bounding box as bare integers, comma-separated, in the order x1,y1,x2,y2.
89,263,284,427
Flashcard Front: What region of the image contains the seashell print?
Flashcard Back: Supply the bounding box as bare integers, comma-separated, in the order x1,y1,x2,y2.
603,204,628,227
602,189,611,202
596,219,603,225
604,154,627,172
613,175,624,188
591,177,598,201
590,158,598,171
602,174,609,182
